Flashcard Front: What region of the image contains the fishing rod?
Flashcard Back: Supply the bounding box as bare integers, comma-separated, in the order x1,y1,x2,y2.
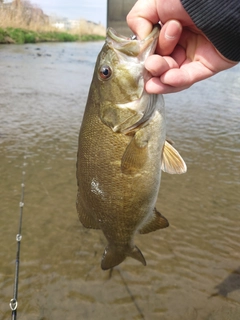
9,171,25,320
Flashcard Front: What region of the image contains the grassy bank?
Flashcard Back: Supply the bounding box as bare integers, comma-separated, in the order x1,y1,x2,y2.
0,1,106,44
0,27,105,44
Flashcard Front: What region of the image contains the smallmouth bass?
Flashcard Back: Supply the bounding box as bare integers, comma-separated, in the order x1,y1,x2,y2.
76,25,187,270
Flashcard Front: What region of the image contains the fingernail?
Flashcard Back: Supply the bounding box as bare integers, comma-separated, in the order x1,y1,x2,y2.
165,21,181,40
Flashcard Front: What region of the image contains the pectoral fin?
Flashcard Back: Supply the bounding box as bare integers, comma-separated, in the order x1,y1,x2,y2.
139,208,169,234
121,130,149,174
161,140,187,174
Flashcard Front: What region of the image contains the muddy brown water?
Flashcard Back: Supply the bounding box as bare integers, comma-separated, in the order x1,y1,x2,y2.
0,42,239,320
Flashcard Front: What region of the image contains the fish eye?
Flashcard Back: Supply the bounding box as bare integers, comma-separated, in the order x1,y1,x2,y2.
99,65,112,80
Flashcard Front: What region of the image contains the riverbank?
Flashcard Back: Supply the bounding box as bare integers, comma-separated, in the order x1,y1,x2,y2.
0,1,106,44
0,27,105,44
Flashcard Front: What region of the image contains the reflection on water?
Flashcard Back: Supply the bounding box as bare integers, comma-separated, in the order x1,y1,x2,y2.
0,42,239,320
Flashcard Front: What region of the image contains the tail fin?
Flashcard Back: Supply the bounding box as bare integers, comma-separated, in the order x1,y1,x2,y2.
101,245,146,270
129,245,146,266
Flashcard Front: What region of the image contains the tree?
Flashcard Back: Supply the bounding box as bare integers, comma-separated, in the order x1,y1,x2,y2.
14,0,21,7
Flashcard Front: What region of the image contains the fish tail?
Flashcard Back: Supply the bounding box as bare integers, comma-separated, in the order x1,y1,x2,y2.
101,244,146,270
129,245,146,266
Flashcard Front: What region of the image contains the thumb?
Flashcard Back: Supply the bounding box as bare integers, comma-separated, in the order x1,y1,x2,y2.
126,0,159,39
156,20,182,55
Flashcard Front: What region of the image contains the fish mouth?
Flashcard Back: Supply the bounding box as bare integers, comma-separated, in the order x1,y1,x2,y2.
104,25,161,134
106,24,160,59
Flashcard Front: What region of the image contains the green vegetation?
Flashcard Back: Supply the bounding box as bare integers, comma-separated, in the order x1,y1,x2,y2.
0,27,105,44
0,27,8,42
79,34,105,41
0,0,106,44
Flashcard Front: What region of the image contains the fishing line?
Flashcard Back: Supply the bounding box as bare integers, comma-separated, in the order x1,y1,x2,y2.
116,267,145,320
9,170,25,320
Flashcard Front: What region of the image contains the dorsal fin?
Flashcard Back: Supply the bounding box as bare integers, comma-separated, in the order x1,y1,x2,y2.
161,140,187,174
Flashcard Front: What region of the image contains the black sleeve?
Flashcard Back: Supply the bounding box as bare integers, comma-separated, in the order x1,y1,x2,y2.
180,0,240,61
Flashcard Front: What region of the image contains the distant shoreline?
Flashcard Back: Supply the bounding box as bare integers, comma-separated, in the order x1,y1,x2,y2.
0,2,106,44
0,27,105,44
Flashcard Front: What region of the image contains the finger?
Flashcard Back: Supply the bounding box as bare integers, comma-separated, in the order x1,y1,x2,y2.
161,59,216,87
156,20,182,56
170,45,186,66
145,77,190,94
145,55,179,76
126,0,159,39
146,61,215,94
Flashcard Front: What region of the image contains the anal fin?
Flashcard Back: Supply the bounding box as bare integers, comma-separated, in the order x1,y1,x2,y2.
139,208,169,234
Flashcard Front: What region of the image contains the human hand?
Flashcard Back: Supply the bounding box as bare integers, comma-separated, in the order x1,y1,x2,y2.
127,0,237,94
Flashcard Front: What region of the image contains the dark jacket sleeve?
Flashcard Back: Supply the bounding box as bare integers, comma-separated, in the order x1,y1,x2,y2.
180,0,240,61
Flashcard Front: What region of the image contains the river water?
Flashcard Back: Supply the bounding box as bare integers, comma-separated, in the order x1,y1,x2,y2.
0,42,239,320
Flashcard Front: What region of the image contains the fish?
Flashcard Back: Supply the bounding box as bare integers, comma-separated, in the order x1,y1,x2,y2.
76,25,187,270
